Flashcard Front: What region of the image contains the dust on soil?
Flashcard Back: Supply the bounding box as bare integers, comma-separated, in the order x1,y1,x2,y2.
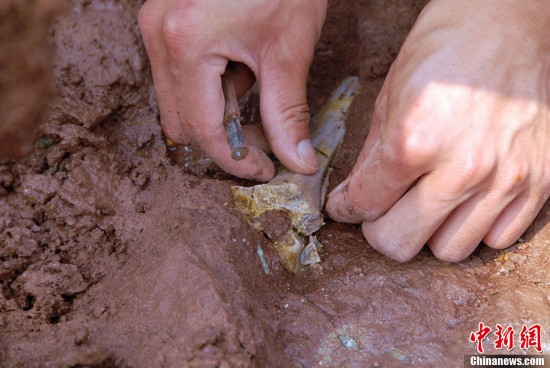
1,0,549,367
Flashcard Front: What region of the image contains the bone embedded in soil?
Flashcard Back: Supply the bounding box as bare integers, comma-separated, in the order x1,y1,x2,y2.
232,77,360,272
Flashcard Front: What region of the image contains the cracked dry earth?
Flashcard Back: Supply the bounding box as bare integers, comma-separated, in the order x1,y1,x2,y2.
1,0,549,367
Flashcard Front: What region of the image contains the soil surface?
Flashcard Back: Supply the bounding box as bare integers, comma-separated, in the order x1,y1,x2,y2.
0,0,61,160
1,0,549,367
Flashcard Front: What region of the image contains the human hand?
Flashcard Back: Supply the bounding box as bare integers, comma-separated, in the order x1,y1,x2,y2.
326,0,550,262
138,0,327,181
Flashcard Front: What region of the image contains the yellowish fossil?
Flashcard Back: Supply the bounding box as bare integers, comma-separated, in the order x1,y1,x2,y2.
232,77,360,272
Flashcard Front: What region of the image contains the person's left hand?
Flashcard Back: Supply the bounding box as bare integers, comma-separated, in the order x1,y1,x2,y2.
138,0,327,181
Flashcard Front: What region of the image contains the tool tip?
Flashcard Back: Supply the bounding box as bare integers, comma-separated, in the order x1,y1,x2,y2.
231,146,249,161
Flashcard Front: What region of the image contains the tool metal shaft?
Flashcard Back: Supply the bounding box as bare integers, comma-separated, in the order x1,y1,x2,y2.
221,73,249,161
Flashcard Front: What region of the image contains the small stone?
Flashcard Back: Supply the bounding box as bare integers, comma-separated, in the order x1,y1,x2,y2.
309,263,324,278
19,175,61,205
300,242,321,265
35,135,55,150
309,235,323,252
343,275,351,285
353,267,362,274
517,242,529,250
500,260,516,273
339,335,357,349
74,328,89,346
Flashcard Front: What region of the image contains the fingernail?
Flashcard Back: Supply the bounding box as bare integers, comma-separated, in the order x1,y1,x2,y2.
297,139,318,171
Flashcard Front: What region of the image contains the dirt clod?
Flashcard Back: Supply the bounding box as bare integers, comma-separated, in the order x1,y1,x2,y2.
258,209,293,244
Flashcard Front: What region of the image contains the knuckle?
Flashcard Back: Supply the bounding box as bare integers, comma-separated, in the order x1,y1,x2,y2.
431,245,469,262
498,163,529,194
391,250,416,263
273,100,311,130
280,102,310,127
162,16,185,52
484,234,515,250
443,154,495,197
138,2,160,40
191,123,225,146
385,129,437,168
162,13,197,56
364,226,416,262
463,154,494,181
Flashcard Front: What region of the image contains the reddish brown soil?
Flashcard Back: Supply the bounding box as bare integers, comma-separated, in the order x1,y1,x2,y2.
1,0,549,367
0,0,61,160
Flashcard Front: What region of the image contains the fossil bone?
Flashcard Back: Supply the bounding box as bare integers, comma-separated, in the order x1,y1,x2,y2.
232,77,360,272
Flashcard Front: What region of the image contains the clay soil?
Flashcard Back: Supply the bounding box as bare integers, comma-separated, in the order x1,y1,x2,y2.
1,0,549,367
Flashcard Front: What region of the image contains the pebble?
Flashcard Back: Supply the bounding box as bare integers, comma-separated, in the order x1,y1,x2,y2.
74,328,89,346
500,260,516,273
343,275,351,285
300,242,321,265
339,335,357,349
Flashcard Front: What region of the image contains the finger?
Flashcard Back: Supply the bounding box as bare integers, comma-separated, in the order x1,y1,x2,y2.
171,60,275,181
483,190,549,248
347,73,391,180
361,167,479,262
326,75,436,224
328,64,393,189
428,188,515,262
138,2,190,144
326,77,389,222
243,124,270,155
258,58,319,174
160,14,275,182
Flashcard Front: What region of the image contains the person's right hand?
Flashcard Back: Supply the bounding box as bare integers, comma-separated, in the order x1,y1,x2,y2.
326,0,550,262
139,0,327,181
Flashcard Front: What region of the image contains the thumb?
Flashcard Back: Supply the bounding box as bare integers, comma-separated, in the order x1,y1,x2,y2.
258,60,319,174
